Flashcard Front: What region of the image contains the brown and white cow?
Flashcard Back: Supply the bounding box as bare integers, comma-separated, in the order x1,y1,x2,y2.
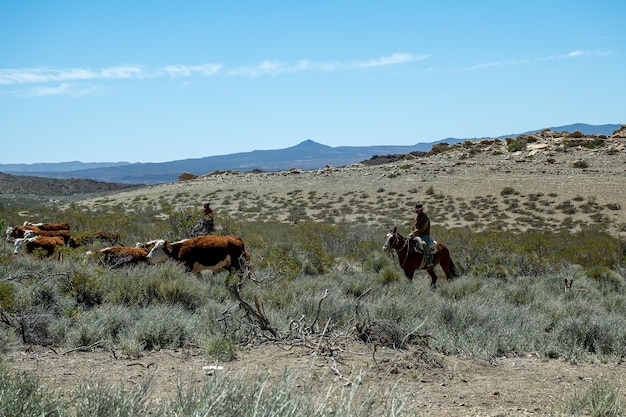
135,239,161,251
146,235,250,277
13,236,66,258
6,225,71,244
86,246,149,268
23,221,71,231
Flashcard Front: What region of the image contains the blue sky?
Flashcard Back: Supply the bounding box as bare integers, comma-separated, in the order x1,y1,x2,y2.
1,1,624,164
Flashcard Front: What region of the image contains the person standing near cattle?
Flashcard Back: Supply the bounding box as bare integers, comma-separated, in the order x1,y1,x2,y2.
191,202,215,237
409,203,434,267
202,202,215,233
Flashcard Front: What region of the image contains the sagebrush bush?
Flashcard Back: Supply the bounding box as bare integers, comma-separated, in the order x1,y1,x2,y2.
561,378,624,417
0,360,62,416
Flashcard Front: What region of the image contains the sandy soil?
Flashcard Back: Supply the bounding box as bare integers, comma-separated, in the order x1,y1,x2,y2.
7,341,626,416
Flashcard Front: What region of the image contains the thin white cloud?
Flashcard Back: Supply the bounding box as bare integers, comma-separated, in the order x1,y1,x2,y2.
543,49,611,60
465,50,611,71
465,58,530,71
227,53,427,77
161,64,222,77
0,53,427,91
352,53,428,68
0,66,146,85
24,82,108,97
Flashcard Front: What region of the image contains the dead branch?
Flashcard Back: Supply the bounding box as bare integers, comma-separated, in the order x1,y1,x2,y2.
59,340,105,355
400,319,429,348
0,308,15,327
330,357,359,387
228,283,279,339
310,288,329,332
354,287,371,316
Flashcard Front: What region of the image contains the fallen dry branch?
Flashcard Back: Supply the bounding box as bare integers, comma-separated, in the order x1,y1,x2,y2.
227,283,279,338
59,340,105,355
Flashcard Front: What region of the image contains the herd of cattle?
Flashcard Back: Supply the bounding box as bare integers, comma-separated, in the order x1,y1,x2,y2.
5,221,251,277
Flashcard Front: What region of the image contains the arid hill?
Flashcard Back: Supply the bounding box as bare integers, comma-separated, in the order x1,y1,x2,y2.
66,126,626,237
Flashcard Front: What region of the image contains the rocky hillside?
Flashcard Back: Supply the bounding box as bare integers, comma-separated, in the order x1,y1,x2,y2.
0,172,142,198
67,125,626,237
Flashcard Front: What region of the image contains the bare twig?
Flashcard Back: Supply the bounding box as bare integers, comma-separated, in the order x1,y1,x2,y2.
400,319,427,348
354,287,371,316
60,340,105,355
310,289,329,332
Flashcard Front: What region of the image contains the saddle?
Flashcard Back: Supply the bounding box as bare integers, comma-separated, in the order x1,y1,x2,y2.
412,236,437,254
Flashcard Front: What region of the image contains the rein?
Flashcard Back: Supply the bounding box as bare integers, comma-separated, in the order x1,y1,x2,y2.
391,233,412,267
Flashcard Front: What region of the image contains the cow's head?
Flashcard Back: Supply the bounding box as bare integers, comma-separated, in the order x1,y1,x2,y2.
146,239,171,263
13,237,34,255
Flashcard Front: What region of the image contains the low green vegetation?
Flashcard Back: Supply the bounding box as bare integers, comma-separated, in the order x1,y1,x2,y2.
1,194,625,415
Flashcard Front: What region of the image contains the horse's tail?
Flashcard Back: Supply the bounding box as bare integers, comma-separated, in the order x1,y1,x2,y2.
450,258,460,278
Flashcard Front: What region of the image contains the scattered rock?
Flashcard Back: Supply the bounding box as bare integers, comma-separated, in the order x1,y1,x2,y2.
178,172,198,181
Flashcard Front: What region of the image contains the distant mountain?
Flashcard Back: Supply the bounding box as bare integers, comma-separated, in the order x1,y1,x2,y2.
0,161,131,174
0,123,620,185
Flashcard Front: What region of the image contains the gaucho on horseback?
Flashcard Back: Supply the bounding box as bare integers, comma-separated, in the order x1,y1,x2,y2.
409,203,434,267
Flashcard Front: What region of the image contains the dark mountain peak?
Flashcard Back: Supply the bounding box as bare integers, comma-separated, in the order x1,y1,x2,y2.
290,139,331,150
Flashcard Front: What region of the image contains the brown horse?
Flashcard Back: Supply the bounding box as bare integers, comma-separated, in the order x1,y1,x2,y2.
382,227,459,290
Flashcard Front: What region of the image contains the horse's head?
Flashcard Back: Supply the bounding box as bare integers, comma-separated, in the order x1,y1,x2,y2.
383,227,403,252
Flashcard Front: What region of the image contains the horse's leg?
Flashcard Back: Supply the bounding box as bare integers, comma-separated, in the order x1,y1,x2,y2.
437,249,454,281
404,268,413,281
426,268,438,291
440,257,452,281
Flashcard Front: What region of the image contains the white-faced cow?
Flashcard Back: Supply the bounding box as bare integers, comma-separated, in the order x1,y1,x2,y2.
135,239,160,251
6,225,71,244
14,236,66,258
86,246,149,268
146,235,250,277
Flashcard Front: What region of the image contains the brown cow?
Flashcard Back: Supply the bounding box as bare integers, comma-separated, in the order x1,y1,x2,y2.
23,222,70,231
86,246,149,268
146,235,250,277
13,236,66,258
7,226,72,244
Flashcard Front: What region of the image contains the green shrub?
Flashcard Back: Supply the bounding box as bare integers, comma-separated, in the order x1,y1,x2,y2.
202,335,237,362
500,186,518,196
585,265,624,292
561,379,624,417
376,267,402,285
573,159,589,169
470,260,510,279
0,282,15,310
104,264,206,310
363,254,390,273
507,138,526,152
551,313,626,360
71,378,149,417
0,361,62,416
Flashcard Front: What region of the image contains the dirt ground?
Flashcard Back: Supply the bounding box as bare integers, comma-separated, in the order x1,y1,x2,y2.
6,130,626,415
7,341,626,416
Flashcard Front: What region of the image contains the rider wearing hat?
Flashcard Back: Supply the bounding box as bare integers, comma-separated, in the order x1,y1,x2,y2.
202,202,214,233
411,203,433,267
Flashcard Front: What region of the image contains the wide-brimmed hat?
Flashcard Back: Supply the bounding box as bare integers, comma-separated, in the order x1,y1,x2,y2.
415,204,424,211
